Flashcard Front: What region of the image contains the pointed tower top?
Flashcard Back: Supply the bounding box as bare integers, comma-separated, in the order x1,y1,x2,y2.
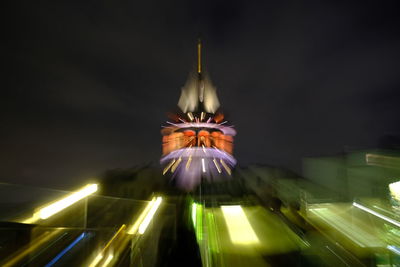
197,39,202,74
177,39,220,114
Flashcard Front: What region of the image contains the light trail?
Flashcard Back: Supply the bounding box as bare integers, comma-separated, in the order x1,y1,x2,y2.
128,197,162,235
128,199,156,234
102,254,114,267
39,184,98,219
187,112,194,121
88,225,126,267
353,202,400,228
171,157,182,173
388,245,400,255
3,229,63,267
220,159,231,175
221,205,259,245
163,159,176,175
186,155,192,170
201,158,206,173
138,197,162,234
213,158,221,173
21,184,98,223
45,233,86,267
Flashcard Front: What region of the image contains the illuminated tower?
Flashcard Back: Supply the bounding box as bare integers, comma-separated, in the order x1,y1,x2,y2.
160,40,236,190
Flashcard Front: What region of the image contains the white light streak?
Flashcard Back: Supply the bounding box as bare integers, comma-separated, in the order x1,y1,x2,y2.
388,245,400,255
353,202,400,228
202,158,206,173
166,121,179,126
389,181,400,201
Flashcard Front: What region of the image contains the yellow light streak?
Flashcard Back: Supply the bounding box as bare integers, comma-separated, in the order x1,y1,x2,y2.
213,158,221,173
3,229,62,267
220,159,231,175
101,254,113,267
186,155,192,170
163,159,176,175
139,197,162,234
200,112,205,121
21,214,41,224
171,157,182,173
38,184,98,219
89,254,103,267
127,198,156,234
21,184,98,223
187,112,194,121
89,224,126,267
221,205,259,245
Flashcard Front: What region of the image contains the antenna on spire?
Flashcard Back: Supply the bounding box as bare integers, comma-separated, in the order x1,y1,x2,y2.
197,39,202,74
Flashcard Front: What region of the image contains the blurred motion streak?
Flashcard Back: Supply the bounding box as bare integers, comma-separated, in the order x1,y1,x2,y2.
389,181,400,201
221,205,259,245
89,225,126,267
102,254,114,267
220,159,231,175
193,202,203,242
139,196,162,234
45,232,86,267
192,202,197,227
2,229,63,267
201,158,206,173
309,207,372,247
171,157,182,173
22,183,98,223
127,196,162,235
352,202,400,227
163,160,175,175
366,153,400,168
213,158,221,173
387,245,400,255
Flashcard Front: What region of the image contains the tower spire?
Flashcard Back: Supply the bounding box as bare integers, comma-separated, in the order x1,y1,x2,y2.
197,39,202,74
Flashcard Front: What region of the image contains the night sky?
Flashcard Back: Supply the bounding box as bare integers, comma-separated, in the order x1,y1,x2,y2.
3,1,400,189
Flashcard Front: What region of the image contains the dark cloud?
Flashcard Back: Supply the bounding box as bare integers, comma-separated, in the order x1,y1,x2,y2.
2,0,400,188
